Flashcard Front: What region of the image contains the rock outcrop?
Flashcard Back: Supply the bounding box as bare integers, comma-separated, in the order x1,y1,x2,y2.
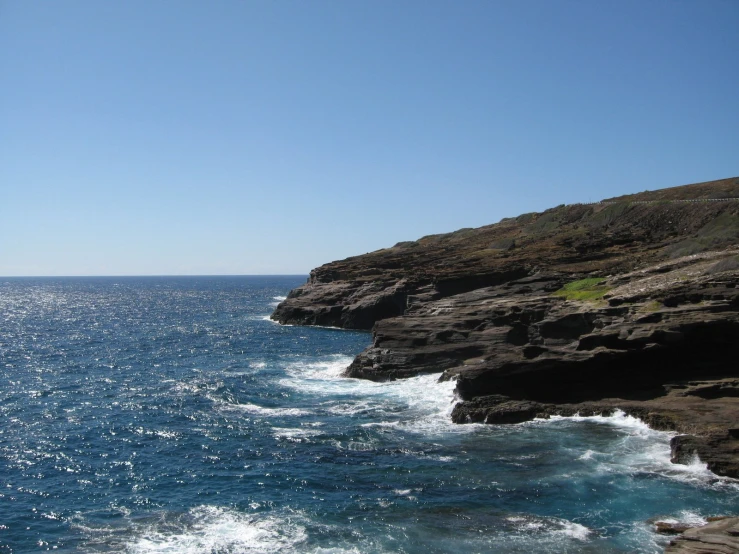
272,177,739,478
344,251,739,477
273,177,739,330
663,517,739,553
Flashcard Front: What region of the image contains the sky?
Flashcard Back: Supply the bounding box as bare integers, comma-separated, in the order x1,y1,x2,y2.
1,1,737,276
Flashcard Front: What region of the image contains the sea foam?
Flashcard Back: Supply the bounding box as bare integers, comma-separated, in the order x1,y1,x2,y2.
533,410,739,489
126,506,308,554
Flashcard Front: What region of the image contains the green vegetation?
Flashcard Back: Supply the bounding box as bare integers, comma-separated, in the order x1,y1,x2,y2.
640,300,663,312
553,277,611,301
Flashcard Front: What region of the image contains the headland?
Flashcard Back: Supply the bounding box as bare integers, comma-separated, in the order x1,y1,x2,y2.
272,177,739,479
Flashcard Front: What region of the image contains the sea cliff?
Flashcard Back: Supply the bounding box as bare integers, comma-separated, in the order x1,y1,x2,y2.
272,177,739,478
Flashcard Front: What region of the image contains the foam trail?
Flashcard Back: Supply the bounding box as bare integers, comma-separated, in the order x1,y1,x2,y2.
229,403,311,417
126,506,307,554
280,356,467,436
271,427,324,441
269,296,287,307
506,514,592,543
533,410,739,488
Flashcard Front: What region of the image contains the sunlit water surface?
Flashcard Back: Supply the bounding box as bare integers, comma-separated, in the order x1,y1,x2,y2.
1,276,737,553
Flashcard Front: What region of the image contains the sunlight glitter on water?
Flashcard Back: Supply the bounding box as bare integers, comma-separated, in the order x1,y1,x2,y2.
1,277,737,554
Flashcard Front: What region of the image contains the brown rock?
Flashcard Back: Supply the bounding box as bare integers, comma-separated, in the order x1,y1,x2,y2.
273,177,739,478
655,521,693,535
664,517,739,553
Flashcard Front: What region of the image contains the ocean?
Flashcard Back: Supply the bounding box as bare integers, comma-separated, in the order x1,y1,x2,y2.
1,276,737,553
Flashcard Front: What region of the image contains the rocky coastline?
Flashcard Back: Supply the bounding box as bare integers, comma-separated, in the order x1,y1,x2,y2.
661,516,739,553
271,177,739,480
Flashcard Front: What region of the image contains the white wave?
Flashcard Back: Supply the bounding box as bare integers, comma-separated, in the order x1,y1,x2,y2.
506,515,591,541
126,506,307,554
426,455,456,462
271,427,323,442
538,409,653,432
310,549,365,554
280,357,469,436
634,510,712,553
557,520,592,541
342,440,379,451
132,427,181,440
269,296,287,307
282,356,353,382
88,504,412,554
232,403,311,417
360,420,402,428
327,401,380,416
532,410,739,488
578,449,596,460
653,510,707,527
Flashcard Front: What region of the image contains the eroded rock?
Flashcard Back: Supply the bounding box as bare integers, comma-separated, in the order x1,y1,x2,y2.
273,177,739,478
664,517,739,553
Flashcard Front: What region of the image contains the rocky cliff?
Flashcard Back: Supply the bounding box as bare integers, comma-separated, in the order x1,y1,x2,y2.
272,177,739,478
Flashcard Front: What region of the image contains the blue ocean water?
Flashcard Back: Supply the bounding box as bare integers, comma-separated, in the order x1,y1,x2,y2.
1,276,737,553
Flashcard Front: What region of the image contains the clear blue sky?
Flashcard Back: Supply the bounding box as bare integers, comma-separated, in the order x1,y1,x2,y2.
1,0,737,276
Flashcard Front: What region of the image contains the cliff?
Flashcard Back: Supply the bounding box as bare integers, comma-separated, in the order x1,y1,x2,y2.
272,177,739,478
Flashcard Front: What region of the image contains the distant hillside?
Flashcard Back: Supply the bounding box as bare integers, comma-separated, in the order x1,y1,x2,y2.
603,176,739,202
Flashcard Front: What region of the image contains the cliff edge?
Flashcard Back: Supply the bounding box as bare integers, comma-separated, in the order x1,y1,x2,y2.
272,177,739,478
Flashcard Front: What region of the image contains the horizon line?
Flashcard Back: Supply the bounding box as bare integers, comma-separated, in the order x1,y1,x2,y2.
0,274,310,279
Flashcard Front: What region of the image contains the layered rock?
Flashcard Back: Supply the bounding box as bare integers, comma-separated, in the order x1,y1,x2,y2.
273,177,739,329
344,250,739,477
271,277,413,330
663,517,739,553
272,177,739,478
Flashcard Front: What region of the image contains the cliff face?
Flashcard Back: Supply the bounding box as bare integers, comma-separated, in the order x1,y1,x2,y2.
273,177,739,330
272,177,739,477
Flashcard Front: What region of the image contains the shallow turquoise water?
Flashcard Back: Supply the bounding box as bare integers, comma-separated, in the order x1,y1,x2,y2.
1,276,737,553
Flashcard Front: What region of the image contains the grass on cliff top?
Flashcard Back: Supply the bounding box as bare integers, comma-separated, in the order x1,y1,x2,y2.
553,277,611,301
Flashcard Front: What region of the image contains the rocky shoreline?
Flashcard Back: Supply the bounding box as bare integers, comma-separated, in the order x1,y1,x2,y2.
272,177,739,480
661,516,739,553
